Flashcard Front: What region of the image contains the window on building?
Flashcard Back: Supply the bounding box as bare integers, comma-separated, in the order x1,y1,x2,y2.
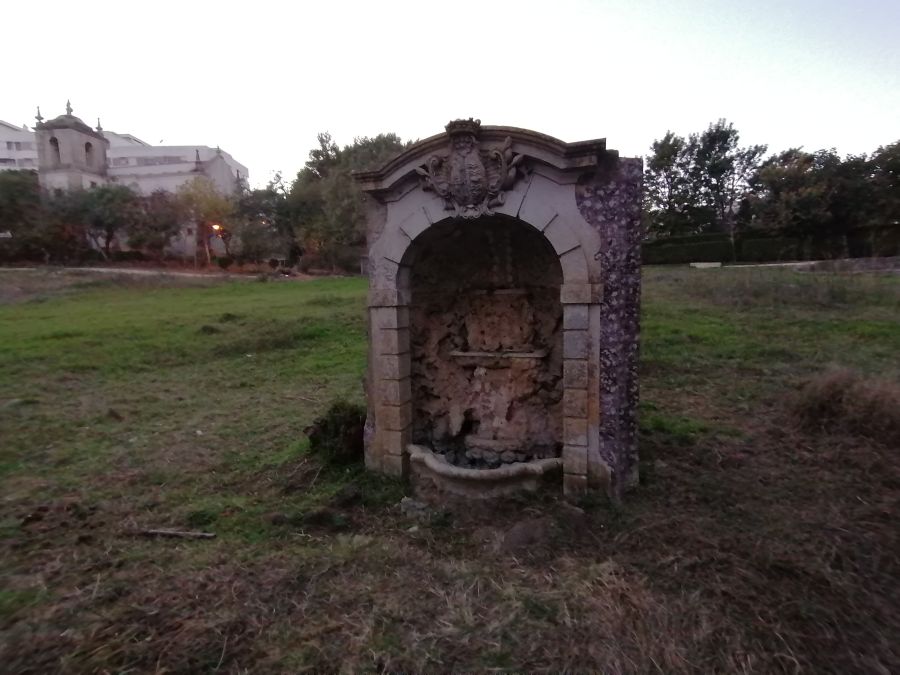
50,137,60,165
85,142,94,166
5,142,13,150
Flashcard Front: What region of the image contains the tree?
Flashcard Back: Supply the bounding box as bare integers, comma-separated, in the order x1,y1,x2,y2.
38,189,94,262
644,120,766,254
643,132,696,238
745,149,837,235
82,185,143,258
176,177,235,266
288,132,409,269
126,190,184,259
690,120,767,256
233,177,295,263
864,141,899,226
0,170,42,260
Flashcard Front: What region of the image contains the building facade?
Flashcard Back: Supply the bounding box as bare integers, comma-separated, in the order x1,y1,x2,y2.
1,103,248,194
1,103,249,259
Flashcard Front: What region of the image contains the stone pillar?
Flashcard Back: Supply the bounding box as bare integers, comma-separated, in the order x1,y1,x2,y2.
367,291,412,476
560,283,605,498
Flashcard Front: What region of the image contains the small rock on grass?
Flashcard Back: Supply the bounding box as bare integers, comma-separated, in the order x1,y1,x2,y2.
399,497,431,522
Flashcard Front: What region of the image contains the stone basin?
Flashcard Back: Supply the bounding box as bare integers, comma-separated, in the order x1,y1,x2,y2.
407,444,563,500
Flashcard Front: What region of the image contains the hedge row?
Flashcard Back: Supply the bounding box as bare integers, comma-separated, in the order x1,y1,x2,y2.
642,227,899,264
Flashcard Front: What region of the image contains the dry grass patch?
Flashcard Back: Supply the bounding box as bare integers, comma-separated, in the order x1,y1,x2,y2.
792,367,900,445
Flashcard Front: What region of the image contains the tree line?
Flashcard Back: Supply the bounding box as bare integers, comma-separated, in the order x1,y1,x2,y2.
2,123,897,267
0,132,410,269
644,119,899,247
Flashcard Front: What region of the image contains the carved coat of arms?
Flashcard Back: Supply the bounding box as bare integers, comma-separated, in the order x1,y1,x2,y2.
417,119,526,218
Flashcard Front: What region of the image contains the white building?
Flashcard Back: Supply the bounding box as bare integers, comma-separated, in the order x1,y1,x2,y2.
1,103,248,195
0,120,38,171
1,103,249,259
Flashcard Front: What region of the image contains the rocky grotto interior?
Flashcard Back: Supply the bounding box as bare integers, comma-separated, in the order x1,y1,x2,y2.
407,217,563,469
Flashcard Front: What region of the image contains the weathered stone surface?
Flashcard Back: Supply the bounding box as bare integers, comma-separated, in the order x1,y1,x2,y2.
564,417,588,447
563,472,588,497
563,445,588,474
379,354,411,380
563,360,589,389
377,328,410,355
370,306,409,330
378,404,412,431
564,389,588,418
406,219,564,465
563,330,590,360
356,122,641,501
380,451,407,477
563,304,590,331
375,377,411,405
378,428,411,457
576,157,643,498
368,288,411,308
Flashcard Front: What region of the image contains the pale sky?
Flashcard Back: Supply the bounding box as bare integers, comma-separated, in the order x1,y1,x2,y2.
4,0,898,187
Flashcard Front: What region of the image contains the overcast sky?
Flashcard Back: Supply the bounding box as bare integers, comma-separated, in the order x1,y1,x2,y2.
5,0,898,186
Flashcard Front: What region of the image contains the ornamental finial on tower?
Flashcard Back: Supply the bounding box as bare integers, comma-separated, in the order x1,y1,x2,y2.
96,118,103,132
66,100,73,115
35,106,43,124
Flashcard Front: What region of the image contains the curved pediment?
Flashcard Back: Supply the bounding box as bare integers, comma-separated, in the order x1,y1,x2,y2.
353,119,612,212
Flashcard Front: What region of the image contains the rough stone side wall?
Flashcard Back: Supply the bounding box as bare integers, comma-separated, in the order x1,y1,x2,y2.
575,157,643,496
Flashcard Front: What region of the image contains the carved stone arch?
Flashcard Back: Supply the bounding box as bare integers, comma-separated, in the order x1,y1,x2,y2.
356,120,642,501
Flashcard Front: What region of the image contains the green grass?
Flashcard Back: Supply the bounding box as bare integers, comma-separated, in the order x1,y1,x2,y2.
1,266,898,673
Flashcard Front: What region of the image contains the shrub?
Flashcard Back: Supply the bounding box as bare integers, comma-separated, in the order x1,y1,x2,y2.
216,256,234,270
111,250,147,263
740,237,802,262
642,238,733,264
304,401,366,464
791,368,900,446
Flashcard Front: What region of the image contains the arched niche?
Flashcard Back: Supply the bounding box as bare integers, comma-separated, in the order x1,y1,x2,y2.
356,120,642,500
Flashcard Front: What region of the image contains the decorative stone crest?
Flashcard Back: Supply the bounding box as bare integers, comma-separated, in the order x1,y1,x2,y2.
417,119,526,218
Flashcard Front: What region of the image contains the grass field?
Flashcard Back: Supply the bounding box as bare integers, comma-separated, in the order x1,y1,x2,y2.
1,267,898,673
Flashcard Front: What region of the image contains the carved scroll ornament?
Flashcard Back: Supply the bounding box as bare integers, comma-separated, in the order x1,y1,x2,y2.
416,119,526,219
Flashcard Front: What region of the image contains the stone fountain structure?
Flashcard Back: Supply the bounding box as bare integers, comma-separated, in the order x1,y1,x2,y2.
354,120,642,500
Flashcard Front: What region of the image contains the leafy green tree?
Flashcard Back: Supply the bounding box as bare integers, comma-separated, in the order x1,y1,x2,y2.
645,121,766,254
38,189,94,262
0,170,42,260
82,185,143,258
177,177,235,265
745,149,837,234
643,132,695,238
865,141,899,226
126,190,184,259
288,132,410,269
691,120,767,248
234,177,295,263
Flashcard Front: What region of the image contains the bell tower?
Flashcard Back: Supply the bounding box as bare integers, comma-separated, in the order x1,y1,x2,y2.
34,101,109,190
